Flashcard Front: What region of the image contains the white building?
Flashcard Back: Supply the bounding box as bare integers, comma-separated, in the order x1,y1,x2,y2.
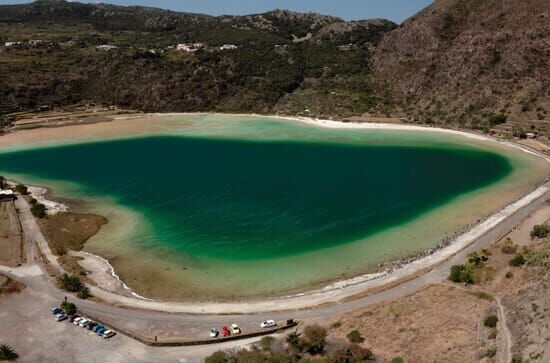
96,45,118,51
176,43,204,53
219,44,238,50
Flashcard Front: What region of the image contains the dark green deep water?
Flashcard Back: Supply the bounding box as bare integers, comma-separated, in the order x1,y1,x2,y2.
0,136,512,261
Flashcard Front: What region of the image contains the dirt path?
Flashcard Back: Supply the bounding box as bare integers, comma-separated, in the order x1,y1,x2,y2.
495,296,513,363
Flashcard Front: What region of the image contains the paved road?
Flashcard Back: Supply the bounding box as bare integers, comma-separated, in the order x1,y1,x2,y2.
2,185,549,345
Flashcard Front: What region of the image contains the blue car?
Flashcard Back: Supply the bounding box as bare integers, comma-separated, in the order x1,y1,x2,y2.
51,307,63,315
92,325,104,333
96,327,107,336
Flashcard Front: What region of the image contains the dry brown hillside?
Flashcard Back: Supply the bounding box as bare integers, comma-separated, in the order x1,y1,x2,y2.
371,0,550,128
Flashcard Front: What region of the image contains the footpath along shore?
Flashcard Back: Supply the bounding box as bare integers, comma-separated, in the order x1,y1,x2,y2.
1,115,549,314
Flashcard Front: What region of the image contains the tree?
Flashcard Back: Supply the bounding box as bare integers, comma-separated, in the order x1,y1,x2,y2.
484,315,498,328
61,301,76,315
204,351,229,363
449,264,474,284
329,344,375,363
301,325,327,355
31,202,47,218
57,273,83,293
77,286,91,299
509,254,525,267
15,184,28,195
0,344,19,361
530,224,550,239
286,331,301,351
346,330,364,343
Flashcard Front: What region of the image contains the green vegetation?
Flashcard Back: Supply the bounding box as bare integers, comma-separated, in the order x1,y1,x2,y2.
61,301,76,315
0,176,4,189
488,113,508,126
484,315,498,328
390,358,404,363
301,325,327,355
15,184,28,195
501,238,517,254
485,347,497,358
57,273,91,299
449,264,474,284
205,324,376,362
346,329,364,343
530,224,550,239
0,344,18,361
330,321,342,329
509,254,526,267
449,249,492,284
30,200,47,218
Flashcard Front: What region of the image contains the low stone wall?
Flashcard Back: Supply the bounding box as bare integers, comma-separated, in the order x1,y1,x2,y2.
80,309,298,347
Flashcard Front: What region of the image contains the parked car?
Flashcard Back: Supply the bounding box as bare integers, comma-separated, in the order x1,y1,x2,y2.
230,324,241,334
55,314,67,322
92,325,105,333
78,319,90,328
209,328,219,338
69,314,79,323
87,322,98,330
96,327,107,336
102,330,116,339
260,320,276,329
51,307,63,315
222,326,231,337
73,317,84,325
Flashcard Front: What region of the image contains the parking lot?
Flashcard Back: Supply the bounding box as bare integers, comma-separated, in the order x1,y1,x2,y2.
0,281,294,363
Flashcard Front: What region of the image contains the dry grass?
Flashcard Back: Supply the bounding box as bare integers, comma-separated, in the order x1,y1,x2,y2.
329,284,491,362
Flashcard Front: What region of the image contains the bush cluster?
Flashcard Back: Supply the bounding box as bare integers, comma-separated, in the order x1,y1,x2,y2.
57,273,91,299
530,224,550,239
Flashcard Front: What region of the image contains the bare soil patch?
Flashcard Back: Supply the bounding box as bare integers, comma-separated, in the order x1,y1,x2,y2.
39,212,107,254
0,201,22,266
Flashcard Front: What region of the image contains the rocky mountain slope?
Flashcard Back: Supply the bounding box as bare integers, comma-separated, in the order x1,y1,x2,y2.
0,0,548,130
371,0,550,128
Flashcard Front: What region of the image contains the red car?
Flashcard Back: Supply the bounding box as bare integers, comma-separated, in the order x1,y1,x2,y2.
222,326,231,337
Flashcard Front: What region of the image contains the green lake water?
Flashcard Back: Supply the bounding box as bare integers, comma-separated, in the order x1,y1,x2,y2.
0,115,544,299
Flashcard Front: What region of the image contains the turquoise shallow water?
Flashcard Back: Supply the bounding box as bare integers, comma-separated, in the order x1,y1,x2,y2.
0,115,545,299
0,135,511,260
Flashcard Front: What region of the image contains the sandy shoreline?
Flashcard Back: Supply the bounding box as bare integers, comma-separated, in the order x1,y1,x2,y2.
1,112,550,310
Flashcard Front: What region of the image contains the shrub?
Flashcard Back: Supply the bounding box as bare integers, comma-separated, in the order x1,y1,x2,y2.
505,271,514,279
390,358,404,363
488,113,508,125
488,329,497,339
501,238,517,254
77,286,91,299
329,344,375,363
484,315,498,328
531,224,550,239
61,301,76,315
15,184,28,195
449,264,474,284
331,321,342,329
31,202,47,218
485,347,497,357
259,336,275,351
204,351,229,363
346,329,364,343
301,325,327,355
286,331,301,351
53,245,67,256
0,345,18,361
509,255,526,267
511,356,523,363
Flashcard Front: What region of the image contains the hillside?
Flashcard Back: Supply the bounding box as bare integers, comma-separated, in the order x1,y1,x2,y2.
0,0,549,131
0,0,396,123
370,0,550,129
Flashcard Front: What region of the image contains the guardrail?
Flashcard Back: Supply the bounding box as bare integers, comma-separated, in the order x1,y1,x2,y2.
80,310,298,347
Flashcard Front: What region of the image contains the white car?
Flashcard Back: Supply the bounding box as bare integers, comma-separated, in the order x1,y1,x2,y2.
78,319,90,328
209,328,219,338
55,314,67,322
102,330,116,339
230,323,241,334
260,320,276,329
73,317,84,325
